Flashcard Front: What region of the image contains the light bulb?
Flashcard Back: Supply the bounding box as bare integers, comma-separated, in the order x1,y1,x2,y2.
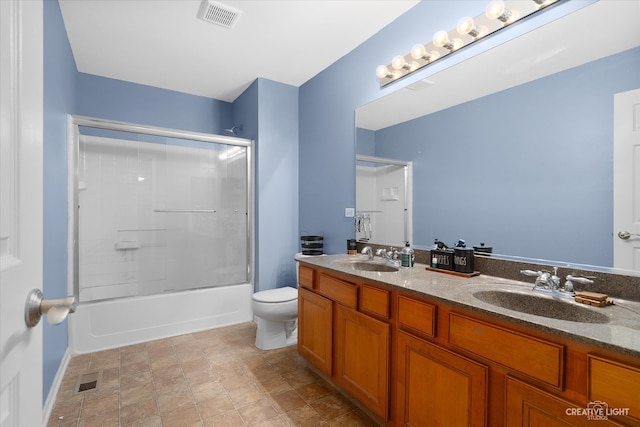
433,30,458,51
457,17,474,35
486,0,512,22
411,44,426,60
457,16,482,38
411,44,436,63
432,30,450,48
451,38,464,50
392,55,407,70
485,0,505,19
376,65,391,79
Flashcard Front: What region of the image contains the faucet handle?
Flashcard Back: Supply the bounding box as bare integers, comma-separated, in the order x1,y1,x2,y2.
563,274,594,293
565,275,594,285
520,270,540,277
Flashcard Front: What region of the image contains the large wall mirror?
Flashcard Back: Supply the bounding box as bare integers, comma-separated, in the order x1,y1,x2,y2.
356,0,640,273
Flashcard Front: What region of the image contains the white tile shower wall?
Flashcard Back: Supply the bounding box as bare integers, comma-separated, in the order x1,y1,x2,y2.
356,165,377,242
78,135,248,302
355,164,405,246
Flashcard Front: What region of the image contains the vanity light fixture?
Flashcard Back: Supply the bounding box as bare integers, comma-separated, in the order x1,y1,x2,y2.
532,0,554,5
376,0,560,87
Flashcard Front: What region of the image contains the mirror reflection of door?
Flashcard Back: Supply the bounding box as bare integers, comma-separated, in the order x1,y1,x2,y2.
355,155,412,247
614,88,640,270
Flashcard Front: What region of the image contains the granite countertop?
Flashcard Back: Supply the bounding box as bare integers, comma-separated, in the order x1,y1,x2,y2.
298,254,640,359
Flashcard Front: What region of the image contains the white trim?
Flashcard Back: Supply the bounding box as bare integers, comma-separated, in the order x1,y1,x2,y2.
42,349,72,427
66,116,76,298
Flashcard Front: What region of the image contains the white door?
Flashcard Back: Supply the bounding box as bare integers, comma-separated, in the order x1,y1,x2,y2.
614,88,640,270
0,0,44,426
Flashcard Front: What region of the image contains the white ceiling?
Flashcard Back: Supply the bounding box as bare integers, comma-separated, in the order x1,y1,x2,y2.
357,0,640,130
58,0,419,103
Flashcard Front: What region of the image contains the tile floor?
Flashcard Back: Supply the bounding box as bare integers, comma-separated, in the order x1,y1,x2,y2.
47,322,380,427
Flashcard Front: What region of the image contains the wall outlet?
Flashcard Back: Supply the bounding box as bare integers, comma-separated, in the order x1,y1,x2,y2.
345,208,355,218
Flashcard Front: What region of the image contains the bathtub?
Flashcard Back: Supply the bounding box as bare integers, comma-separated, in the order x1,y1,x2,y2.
69,283,253,354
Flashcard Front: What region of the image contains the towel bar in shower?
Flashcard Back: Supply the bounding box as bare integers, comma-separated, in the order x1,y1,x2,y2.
153,209,216,213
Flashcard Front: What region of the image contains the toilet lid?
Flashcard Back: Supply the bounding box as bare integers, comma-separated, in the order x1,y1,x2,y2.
253,287,298,303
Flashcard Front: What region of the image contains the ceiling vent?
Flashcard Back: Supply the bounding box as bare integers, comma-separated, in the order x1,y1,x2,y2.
198,0,243,29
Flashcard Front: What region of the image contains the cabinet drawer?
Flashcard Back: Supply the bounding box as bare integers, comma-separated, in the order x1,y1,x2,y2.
317,273,357,309
397,296,436,338
449,313,564,388
298,265,315,289
589,355,640,421
360,285,390,319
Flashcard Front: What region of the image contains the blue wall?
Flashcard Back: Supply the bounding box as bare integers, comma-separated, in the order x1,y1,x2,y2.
298,0,596,255
42,0,76,403
372,47,640,266
355,128,375,157
257,79,299,290
229,78,300,291
76,73,232,134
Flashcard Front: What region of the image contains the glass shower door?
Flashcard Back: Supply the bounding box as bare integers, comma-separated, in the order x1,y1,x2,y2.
77,128,250,302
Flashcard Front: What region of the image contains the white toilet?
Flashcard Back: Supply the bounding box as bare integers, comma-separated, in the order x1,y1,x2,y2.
252,286,299,350
252,253,318,350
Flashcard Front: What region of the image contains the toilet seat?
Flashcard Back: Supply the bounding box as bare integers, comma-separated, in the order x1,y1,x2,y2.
253,287,298,303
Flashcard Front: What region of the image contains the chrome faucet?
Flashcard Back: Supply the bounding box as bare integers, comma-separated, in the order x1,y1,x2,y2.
361,245,373,260
521,267,570,297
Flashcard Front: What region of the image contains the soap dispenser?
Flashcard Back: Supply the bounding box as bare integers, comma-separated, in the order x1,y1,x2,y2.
401,241,415,267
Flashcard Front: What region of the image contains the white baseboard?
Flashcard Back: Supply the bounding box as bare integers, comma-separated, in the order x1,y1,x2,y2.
42,349,72,427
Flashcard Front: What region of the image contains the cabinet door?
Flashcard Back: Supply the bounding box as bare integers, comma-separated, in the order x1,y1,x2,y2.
396,331,487,427
298,288,332,375
506,377,625,427
334,304,390,420
589,355,640,425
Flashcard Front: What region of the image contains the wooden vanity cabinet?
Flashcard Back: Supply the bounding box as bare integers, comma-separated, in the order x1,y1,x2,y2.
298,268,391,420
298,287,332,375
334,303,390,420
506,377,626,427
588,355,640,426
396,330,487,427
297,264,640,427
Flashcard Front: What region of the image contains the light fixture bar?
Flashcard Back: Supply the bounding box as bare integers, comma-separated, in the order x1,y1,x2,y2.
377,0,560,87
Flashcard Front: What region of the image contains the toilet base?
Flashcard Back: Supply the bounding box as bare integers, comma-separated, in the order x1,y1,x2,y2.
254,316,298,350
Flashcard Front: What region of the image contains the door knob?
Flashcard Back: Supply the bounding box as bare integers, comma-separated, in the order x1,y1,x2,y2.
25,289,76,328
617,231,640,240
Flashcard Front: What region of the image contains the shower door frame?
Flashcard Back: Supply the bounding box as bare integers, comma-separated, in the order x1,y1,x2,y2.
67,115,255,302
